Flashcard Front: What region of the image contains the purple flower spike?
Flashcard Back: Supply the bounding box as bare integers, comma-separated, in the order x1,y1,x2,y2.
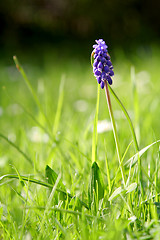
92,39,114,89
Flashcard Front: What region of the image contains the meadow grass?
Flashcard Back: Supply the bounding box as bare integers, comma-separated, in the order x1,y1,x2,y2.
0,44,160,239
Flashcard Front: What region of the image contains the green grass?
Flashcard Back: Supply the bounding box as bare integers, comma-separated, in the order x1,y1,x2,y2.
0,44,160,239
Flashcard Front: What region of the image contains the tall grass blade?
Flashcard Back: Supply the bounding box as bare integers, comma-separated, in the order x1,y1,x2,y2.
13,56,52,130
0,174,89,209
108,84,143,195
3,87,53,141
92,84,100,163
131,66,140,143
25,206,106,222
104,81,126,186
53,77,65,136
110,141,133,192
0,133,33,166
104,142,111,194
19,102,53,140
108,84,139,152
38,173,66,238
125,140,160,167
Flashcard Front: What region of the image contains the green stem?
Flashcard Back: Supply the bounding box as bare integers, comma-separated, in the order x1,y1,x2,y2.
92,84,100,163
104,81,126,186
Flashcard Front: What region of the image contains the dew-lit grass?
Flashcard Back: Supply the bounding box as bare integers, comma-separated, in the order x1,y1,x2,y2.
0,44,160,239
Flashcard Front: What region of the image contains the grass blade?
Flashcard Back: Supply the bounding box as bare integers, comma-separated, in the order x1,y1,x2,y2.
104,81,126,186
108,84,139,152
0,132,33,166
25,206,106,222
53,77,65,136
108,187,123,201
92,84,100,163
0,174,89,209
39,173,64,238
125,140,160,167
131,66,140,143
13,56,52,130
104,141,111,195
126,182,137,194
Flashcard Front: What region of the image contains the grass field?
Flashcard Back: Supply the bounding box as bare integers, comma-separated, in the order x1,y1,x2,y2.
0,43,160,239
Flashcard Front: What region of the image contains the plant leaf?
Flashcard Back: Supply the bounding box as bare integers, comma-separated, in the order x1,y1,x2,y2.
88,162,104,209
45,165,65,191
126,183,137,194
45,165,66,202
125,140,160,168
108,187,123,201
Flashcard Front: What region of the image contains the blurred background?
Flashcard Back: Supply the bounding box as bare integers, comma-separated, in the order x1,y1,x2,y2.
0,0,160,62
0,0,160,154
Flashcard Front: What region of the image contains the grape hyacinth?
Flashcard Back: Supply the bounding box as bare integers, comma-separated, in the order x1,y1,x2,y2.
92,39,114,89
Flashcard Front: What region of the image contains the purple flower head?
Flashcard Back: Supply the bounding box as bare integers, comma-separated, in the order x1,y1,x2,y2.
92,39,114,89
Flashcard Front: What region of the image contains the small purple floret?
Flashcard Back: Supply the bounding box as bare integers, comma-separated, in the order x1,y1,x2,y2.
109,70,114,76
97,76,101,84
107,75,112,85
100,81,104,89
104,65,109,73
94,69,101,77
92,39,114,89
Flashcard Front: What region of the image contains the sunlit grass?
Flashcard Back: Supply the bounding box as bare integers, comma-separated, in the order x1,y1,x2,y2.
0,45,160,239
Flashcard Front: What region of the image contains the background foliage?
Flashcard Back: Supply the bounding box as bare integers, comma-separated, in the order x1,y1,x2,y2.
1,0,160,52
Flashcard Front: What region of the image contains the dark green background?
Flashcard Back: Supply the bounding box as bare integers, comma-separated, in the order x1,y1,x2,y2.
1,0,160,51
